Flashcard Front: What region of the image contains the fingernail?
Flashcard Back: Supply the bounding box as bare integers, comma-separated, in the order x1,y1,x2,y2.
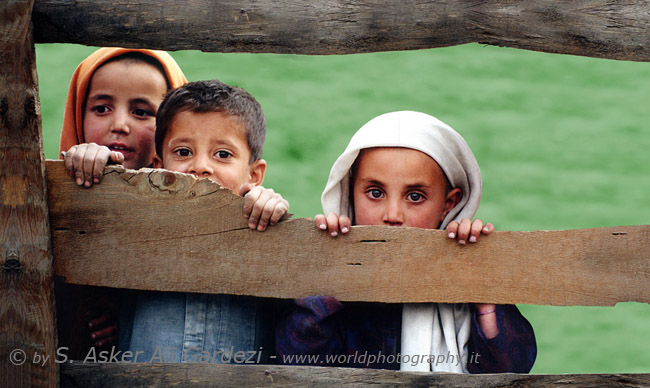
448,232,455,239
94,178,99,183
469,236,477,243
459,240,466,245
341,227,349,233
483,227,489,233
319,224,327,230
331,231,338,237
76,178,83,185
84,181,91,187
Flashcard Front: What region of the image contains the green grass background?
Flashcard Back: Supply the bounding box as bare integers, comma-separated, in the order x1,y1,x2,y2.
36,43,650,373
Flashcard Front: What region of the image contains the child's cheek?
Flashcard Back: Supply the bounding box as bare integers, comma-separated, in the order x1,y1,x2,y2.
132,125,156,168
82,115,106,144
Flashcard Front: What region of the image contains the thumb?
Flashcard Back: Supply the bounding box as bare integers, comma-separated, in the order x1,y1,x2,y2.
110,151,125,165
238,183,252,197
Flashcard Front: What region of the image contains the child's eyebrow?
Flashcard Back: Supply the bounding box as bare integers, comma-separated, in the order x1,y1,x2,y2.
168,136,235,147
86,94,113,101
129,97,156,106
168,136,198,144
405,183,432,190
359,178,385,187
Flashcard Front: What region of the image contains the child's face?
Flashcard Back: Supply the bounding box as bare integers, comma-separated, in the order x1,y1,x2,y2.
154,110,265,192
352,147,460,229
83,60,168,169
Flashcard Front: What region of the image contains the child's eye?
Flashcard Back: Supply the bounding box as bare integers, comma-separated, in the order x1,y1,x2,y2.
366,189,383,199
407,192,425,202
215,150,232,159
91,105,110,114
132,108,153,117
173,148,192,157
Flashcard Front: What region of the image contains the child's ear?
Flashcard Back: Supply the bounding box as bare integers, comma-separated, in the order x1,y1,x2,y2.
440,188,462,223
247,158,267,187
153,155,164,169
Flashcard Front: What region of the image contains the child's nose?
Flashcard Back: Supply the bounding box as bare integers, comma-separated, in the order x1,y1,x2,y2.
383,199,404,226
110,109,130,134
190,155,214,177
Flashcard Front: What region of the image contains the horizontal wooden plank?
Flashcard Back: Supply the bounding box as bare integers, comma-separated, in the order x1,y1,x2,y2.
46,160,650,306
33,0,650,61
60,363,650,388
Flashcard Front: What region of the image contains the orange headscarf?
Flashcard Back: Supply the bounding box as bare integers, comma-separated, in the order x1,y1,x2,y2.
58,47,187,155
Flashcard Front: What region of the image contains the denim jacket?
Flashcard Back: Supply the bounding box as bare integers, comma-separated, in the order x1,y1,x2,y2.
119,291,272,363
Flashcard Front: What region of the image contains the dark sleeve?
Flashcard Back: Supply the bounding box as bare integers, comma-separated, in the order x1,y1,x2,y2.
275,296,401,369
275,296,346,365
467,304,537,373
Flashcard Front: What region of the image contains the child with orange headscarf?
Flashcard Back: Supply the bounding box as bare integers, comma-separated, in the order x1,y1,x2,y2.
56,47,188,358
59,47,187,185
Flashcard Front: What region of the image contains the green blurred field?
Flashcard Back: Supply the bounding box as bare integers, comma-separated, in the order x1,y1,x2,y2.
35,43,650,373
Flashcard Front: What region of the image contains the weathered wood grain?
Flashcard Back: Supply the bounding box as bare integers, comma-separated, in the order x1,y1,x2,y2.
32,0,650,61
59,363,650,388
1,1,58,387
46,161,650,306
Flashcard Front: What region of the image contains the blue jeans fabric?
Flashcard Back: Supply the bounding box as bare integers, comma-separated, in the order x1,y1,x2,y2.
119,291,268,363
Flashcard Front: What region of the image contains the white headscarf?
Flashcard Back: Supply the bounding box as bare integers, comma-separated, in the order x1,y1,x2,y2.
321,111,482,373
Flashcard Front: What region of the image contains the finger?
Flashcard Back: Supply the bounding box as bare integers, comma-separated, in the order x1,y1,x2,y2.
256,198,276,232
457,218,472,245
248,188,274,230
315,214,327,231
64,147,77,177
82,144,103,187
255,192,285,231
91,147,112,184
109,151,124,165
326,212,341,237
95,335,118,348
257,193,286,231
87,312,112,329
268,198,289,226
446,220,459,239
339,215,351,234
241,185,261,220
90,325,117,341
469,219,484,243
482,223,495,235
238,183,252,197
72,146,89,186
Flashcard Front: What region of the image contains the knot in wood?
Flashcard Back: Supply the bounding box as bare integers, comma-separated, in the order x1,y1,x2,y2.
3,258,22,273
24,95,36,115
162,171,176,186
0,97,7,117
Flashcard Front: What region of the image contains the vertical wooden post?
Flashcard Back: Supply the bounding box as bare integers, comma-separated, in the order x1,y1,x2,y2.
1,1,58,387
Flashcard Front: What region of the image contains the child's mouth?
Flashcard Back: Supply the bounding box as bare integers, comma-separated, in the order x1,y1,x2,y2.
108,144,133,154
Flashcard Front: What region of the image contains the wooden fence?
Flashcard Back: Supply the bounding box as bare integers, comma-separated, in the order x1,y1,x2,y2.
2,1,650,387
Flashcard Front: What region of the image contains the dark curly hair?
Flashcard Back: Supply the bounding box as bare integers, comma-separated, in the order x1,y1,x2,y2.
155,79,265,163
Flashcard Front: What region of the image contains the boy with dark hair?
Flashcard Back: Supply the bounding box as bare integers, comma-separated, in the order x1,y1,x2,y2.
153,79,286,230
119,79,288,362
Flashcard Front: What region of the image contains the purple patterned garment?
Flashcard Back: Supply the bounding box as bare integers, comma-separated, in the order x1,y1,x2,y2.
275,296,536,373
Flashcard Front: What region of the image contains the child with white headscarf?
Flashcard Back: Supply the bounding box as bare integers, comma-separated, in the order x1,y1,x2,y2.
276,111,536,372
